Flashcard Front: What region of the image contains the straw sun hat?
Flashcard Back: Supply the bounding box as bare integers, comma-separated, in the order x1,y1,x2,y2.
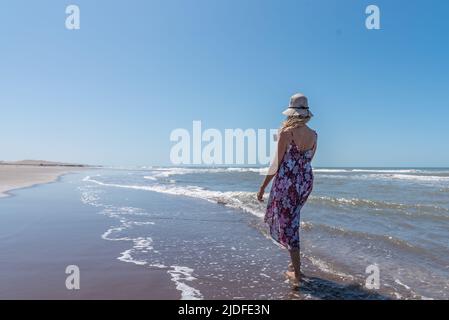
282,93,314,118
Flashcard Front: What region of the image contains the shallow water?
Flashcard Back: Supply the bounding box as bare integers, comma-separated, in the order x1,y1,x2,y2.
82,167,449,299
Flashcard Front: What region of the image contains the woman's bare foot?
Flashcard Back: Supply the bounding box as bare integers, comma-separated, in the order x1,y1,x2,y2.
288,263,305,277
284,271,300,288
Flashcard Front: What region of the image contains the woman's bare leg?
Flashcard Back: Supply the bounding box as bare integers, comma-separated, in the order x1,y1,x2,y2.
289,249,301,279
285,248,301,287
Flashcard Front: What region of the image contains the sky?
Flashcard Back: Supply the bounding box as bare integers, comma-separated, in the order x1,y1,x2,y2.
1,0,448,167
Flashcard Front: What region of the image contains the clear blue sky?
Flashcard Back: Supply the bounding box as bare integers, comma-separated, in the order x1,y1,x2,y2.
1,0,448,167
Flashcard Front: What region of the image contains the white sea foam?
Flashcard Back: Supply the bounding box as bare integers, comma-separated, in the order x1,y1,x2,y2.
143,167,269,180
80,183,204,300
346,173,449,186
168,266,204,300
308,256,354,280
314,169,350,173
148,263,168,268
351,169,420,173
84,176,266,218
316,172,449,186
394,278,411,290
118,249,148,266
382,174,449,183
102,226,130,241
145,168,220,179
225,167,269,173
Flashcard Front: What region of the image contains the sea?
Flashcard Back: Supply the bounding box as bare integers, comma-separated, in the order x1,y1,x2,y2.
79,166,449,300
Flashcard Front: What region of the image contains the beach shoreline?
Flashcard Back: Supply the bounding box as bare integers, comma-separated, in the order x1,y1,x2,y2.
1,166,444,299
0,161,89,198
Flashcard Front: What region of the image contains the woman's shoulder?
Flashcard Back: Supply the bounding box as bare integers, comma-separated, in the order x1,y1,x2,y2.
277,129,292,142
279,126,317,139
305,126,317,136
279,127,291,134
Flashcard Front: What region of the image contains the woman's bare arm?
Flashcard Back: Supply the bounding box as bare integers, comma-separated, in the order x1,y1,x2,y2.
257,130,289,201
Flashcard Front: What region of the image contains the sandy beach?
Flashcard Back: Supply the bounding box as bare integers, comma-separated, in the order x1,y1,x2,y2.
0,161,86,198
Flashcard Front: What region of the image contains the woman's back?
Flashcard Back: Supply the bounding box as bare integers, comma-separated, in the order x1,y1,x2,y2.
284,125,317,153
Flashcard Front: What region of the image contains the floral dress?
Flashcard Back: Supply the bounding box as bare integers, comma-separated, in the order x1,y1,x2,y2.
264,132,316,250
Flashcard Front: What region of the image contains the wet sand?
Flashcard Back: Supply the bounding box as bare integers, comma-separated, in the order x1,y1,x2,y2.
0,172,178,299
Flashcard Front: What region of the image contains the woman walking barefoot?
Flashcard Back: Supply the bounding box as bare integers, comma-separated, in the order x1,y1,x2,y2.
257,93,317,288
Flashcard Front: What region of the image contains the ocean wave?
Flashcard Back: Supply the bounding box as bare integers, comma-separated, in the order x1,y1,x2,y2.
84,176,449,223
381,174,449,183
309,196,449,218
145,167,448,176
140,168,449,191
305,222,432,255
314,169,427,174
314,169,351,173
84,176,266,219
226,167,269,173
143,167,269,180
316,173,449,186
351,169,420,173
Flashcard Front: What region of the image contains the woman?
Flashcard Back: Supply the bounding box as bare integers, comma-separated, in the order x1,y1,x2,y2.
257,93,317,287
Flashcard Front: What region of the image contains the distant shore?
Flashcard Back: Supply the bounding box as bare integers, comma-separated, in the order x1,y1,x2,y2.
0,160,89,198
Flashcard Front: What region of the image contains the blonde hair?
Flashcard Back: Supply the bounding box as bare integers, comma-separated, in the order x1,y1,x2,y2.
281,115,311,131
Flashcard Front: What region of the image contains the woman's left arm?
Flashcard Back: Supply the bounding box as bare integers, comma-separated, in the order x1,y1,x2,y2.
257,130,289,201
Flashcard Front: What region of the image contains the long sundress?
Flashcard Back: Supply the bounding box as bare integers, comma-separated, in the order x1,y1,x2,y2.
264,132,316,250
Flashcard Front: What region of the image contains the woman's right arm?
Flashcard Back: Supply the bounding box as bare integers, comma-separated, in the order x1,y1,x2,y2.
257,130,289,201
